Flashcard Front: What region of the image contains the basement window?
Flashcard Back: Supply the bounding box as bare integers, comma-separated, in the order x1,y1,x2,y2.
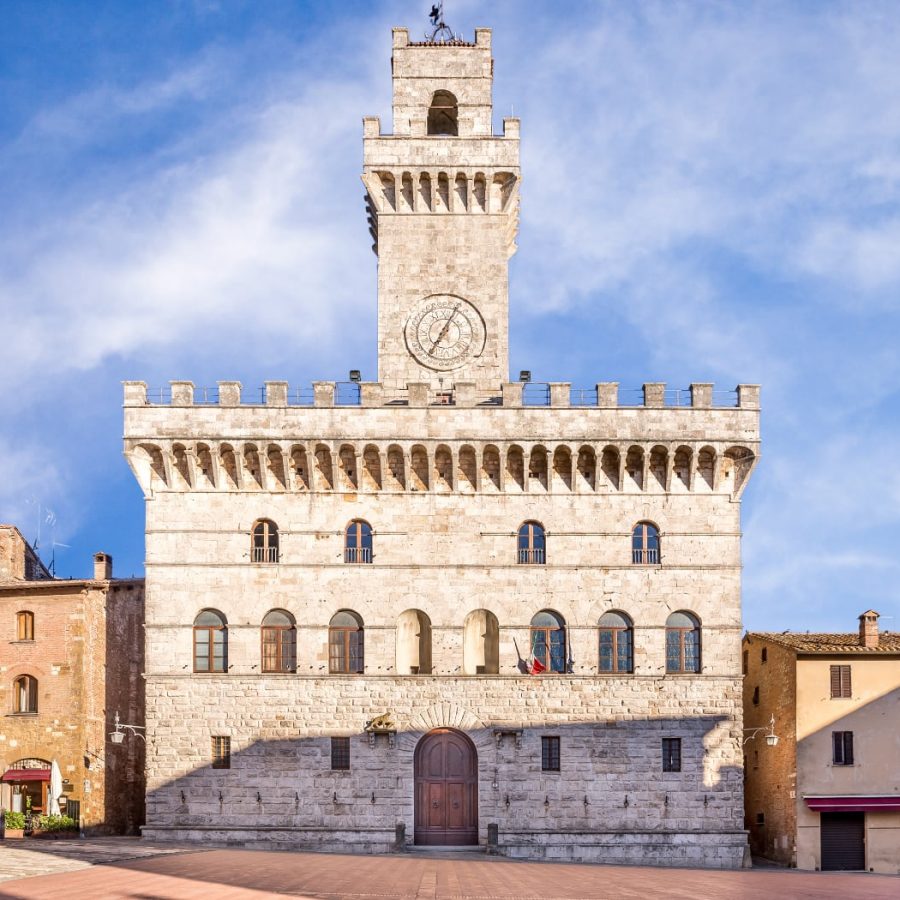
212,736,231,769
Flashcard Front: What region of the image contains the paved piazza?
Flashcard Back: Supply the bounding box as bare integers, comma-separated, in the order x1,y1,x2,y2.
0,842,896,899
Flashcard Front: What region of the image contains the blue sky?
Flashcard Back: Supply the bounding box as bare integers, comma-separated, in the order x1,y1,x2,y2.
1,1,899,633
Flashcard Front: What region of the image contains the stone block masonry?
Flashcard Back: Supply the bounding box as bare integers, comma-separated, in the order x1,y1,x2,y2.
124,23,760,868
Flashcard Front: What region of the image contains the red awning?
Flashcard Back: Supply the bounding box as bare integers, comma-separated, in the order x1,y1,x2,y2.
1,769,51,783
805,796,900,813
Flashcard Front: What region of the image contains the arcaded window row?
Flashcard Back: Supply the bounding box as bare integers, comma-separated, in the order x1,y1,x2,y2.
251,519,661,566
190,609,701,675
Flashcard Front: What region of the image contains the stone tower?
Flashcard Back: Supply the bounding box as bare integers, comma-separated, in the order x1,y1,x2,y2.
364,28,519,390
124,25,761,867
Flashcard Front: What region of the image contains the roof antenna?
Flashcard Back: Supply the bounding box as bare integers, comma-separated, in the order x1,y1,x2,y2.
427,2,458,43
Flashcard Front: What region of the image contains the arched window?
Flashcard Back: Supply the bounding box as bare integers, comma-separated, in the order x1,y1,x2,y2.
517,521,546,564
463,609,500,675
632,521,659,564
530,610,567,674
427,90,458,136
13,675,38,713
329,611,364,674
345,520,373,564
252,519,279,563
194,610,227,673
261,609,296,673
599,612,634,673
16,611,34,641
666,612,701,674
396,609,432,675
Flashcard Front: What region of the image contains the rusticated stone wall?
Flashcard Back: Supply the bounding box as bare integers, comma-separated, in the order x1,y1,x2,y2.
143,680,747,866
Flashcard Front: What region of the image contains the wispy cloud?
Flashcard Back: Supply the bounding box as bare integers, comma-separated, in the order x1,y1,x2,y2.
1,1,899,629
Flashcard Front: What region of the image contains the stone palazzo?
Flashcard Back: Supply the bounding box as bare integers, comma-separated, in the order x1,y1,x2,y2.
124,26,760,868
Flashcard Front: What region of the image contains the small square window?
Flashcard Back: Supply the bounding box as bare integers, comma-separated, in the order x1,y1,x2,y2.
761,648,767,663
756,812,765,826
662,738,682,772
212,736,231,769
832,731,854,766
541,736,560,772
331,737,350,771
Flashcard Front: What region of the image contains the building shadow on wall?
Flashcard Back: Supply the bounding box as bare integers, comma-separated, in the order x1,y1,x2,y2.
0,708,750,896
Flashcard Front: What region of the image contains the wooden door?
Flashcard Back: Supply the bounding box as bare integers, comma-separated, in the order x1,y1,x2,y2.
414,728,478,845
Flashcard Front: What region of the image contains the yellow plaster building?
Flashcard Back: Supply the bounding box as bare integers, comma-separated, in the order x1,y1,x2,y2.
743,611,900,873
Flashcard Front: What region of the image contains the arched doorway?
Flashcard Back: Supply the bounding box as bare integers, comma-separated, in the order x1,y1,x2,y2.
414,728,478,846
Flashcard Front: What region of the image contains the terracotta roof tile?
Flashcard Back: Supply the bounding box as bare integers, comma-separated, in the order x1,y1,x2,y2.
748,632,900,653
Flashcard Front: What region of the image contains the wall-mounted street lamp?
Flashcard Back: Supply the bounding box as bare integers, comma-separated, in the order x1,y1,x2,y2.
744,714,779,747
349,370,362,383
519,370,531,383
109,710,145,745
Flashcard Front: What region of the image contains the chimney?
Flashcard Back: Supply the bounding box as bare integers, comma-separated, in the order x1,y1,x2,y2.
858,610,880,649
93,552,113,581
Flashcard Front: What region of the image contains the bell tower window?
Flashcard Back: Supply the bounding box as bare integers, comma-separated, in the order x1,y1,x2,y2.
427,90,458,136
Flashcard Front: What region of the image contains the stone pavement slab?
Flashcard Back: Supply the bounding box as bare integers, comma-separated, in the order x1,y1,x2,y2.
0,846,897,899
0,837,198,884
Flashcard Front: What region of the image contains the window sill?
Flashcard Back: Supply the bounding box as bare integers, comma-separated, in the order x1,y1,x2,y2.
9,640,35,644
7,712,38,717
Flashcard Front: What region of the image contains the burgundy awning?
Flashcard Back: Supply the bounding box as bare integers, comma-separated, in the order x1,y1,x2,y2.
2,768,51,782
805,796,900,812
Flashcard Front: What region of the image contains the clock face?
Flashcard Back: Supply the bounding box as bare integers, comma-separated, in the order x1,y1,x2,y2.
405,294,486,371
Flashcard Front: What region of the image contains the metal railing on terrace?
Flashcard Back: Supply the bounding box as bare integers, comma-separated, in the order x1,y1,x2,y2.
133,381,755,410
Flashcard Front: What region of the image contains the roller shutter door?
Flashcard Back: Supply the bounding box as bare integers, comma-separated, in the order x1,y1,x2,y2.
820,811,865,871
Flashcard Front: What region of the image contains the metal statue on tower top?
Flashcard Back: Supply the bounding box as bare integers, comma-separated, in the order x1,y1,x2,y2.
427,2,460,43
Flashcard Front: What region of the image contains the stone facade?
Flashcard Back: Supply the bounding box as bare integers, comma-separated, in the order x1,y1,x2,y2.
744,616,900,874
0,526,146,833
124,26,760,867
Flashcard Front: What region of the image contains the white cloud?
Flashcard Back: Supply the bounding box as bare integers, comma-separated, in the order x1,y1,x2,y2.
0,70,376,392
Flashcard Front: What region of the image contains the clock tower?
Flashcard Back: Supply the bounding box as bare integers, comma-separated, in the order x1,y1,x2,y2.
363,27,520,391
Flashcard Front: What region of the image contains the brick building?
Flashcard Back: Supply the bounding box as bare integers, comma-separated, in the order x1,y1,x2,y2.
743,611,900,873
0,525,145,833
124,26,760,866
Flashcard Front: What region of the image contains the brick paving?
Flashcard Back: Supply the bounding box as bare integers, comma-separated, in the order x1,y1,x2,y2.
0,844,895,899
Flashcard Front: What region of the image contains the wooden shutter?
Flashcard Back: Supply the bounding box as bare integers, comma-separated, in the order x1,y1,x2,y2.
830,665,851,698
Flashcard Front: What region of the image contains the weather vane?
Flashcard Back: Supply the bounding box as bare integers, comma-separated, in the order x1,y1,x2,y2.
427,2,458,43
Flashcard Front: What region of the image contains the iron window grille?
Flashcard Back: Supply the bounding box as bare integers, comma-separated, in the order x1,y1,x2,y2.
662,738,682,772
212,736,231,769
331,737,351,770
541,736,561,772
